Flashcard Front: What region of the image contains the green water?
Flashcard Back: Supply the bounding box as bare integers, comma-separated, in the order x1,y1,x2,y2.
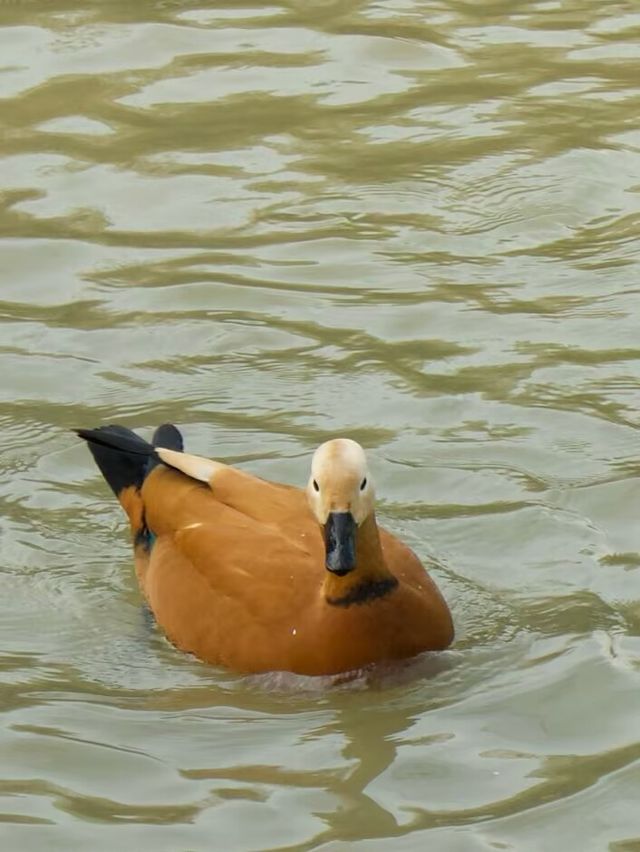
1,1,640,849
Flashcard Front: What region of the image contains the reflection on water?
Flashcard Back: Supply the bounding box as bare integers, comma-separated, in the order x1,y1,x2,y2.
1,0,640,849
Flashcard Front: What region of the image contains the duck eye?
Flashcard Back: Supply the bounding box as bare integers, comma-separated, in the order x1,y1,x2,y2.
360,477,367,491
313,479,320,492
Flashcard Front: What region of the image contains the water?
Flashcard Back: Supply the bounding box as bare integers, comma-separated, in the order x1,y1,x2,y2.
1,1,640,849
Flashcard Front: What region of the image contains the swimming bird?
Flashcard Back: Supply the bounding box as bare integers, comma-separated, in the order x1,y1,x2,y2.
76,425,454,675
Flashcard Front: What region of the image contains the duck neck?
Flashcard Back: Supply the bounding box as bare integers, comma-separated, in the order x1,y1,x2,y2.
322,514,398,607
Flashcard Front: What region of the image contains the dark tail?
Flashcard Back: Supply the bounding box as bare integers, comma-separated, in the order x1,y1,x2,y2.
76,423,184,497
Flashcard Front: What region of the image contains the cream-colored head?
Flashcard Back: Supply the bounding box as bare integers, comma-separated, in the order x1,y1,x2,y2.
306,438,375,526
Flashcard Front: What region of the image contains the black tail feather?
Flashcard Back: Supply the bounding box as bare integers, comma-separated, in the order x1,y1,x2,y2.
152,423,183,452
75,425,157,457
76,423,184,497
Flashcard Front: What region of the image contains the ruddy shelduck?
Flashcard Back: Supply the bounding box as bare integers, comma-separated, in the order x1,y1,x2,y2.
77,424,454,675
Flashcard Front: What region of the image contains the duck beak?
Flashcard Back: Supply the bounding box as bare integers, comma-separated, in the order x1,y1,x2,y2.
324,511,356,575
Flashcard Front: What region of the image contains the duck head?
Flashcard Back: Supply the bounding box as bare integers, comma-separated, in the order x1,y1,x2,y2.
306,439,375,576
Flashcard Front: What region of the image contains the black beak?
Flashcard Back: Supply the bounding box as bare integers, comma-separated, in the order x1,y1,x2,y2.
324,511,357,575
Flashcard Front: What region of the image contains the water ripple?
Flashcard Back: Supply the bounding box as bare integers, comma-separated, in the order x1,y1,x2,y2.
1,0,640,849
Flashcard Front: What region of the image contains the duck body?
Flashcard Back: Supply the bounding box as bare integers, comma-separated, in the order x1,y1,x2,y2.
77,425,454,676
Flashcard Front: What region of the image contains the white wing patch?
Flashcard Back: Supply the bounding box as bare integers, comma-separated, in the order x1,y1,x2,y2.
156,448,224,484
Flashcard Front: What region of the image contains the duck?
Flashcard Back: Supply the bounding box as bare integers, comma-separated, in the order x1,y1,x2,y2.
76,424,454,675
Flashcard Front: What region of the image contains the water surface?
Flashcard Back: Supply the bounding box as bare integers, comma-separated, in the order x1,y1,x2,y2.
1,1,640,849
